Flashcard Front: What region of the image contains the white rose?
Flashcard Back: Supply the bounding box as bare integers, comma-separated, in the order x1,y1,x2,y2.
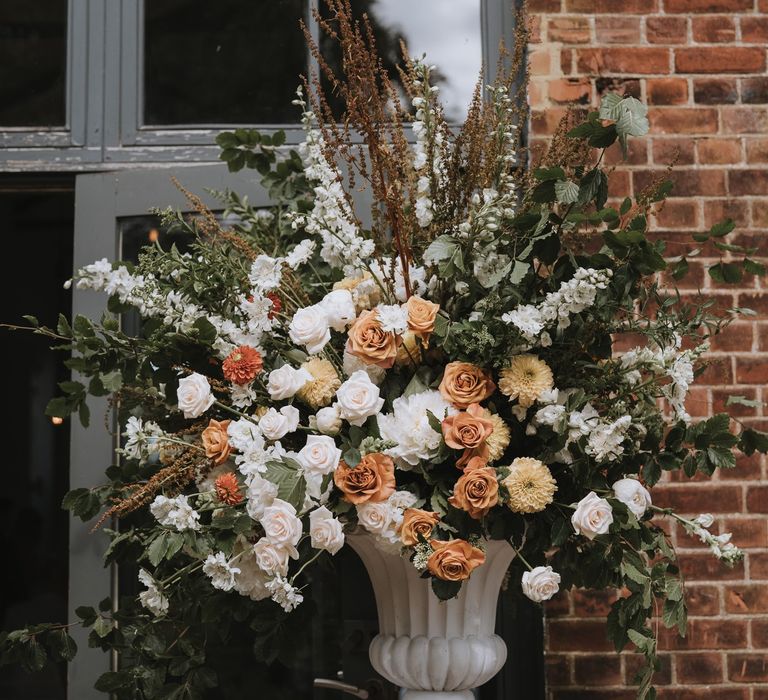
309,505,345,555
245,475,278,520
258,406,300,441
319,289,357,332
289,306,331,354
612,478,652,518
336,370,384,427
260,498,303,554
267,364,311,401
356,502,395,536
343,349,386,384
252,538,292,576
521,566,561,603
571,491,614,540
176,372,214,419
314,405,342,435
297,435,341,476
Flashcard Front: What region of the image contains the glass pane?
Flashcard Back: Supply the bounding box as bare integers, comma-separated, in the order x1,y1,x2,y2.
321,0,481,123
0,1,68,127
0,186,73,699
143,0,307,126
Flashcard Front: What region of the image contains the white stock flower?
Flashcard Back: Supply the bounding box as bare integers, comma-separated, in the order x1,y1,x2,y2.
266,575,304,612
260,499,303,554
309,505,345,554
138,569,168,616
149,495,200,531
319,289,357,331
258,405,300,441
245,474,278,520
249,254,282,292
375,304,409,333
285,239,316,269
314,405,342,435
335,370,384,426
696,513,715,528
227,418,264,453
203,552,241,592
176,373,214,419
122,417,163,460
267,364,312,401
612,478,652,518
297,435,341,476
571,492,614,540
252,539,293,577
521,566,561,603
586,415,632,462
289,306,331,354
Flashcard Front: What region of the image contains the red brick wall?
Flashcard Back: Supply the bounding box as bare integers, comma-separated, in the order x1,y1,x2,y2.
528,1,768,697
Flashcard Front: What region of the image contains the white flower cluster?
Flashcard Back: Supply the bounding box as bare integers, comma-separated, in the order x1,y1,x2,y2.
502,268,613,346
138,569,169,616
266,576,304,612
149,495,200,531
121,416,164,461
202,552,241,591
357,490,419,552
247,242,316,294
682,514,743,565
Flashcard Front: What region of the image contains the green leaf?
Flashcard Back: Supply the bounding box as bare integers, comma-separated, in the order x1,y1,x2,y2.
509,260,530,285
727,395,763,409
710,218,735,237
745,258,767,276
614,97,650,138
534,166,565,181
551,517,571,546
100,369,123,392
740,428,768,455
95,670,133,692
431,577,462,601
708,262,743,284
263,458,306,509
554,179,580,204
620,197,632,216
148,531,170,566
192,317,217,345
75,606,97,626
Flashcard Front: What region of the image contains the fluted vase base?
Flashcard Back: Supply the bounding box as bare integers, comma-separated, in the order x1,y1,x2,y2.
347,533,515,697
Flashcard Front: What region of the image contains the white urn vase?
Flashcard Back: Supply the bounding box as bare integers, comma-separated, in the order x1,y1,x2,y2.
347,533,515,699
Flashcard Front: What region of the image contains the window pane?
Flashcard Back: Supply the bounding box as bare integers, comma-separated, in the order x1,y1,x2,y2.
0,186,73,699
143,0,307,126
0,1,68,127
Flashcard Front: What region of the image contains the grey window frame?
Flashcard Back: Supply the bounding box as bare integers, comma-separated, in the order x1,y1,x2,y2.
69,164,277,698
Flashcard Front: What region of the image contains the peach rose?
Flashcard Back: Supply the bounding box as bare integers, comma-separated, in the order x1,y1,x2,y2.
448,466,499,519
201,419,232,465
333,452,396,504
427,539,486,581
439,362,496,409
406,295,440,343
442,403,494,450
399,508,441,546
346,309,402,369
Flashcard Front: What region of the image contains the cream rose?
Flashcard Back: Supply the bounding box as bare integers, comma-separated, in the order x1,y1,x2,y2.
258,405,300,441
289,306,331,354
356,502,395,536
314,405,342,435
309,506,345,554
252,538,292,577
319,289,357,331
335,370,385,426
612,478,652,518
571,491,614,540
297,435,342,476
260,498,303,554
521,566,561,602
267,364,311,401
176,372,215,419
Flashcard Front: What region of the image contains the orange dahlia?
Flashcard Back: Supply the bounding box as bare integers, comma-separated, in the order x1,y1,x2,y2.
214,472,243,505
222,345,263,385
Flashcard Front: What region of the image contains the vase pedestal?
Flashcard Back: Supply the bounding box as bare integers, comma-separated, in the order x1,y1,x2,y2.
347,534,515,698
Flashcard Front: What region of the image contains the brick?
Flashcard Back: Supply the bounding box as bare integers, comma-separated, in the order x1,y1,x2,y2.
738,292,768,318
753,552,768,578
545,590,571,617
576,48,670,75
722,108,768,134
703,198,749,227
653,137,696,165
571,588,617,616
754,199,768,227
595,76,641,99
712,388,757,417
529,48,552,76
548,78,592,104
646,17,688,45
594,17,641,45
560,48,574,75
548,620,613,652
741,17,768,44
725,584,768,613
548,17,591,44
658,690,749,700
692,16,736,43
746,486,768,513
573,655,622,685
653,484,741,513
727,654,768,683
528,15,541,44
625,653,672,684
693,78,738,105
565,0,658,11
527,0,560,10
647,78,689,105
604,137,648,165
686,584,721,615
665,0,753,10
679,552,746,580
545,654,571,686
635,169,727,197
697,138,742,165
660,619,748,649
736,357,768,383
676,652,724,684
676,48,766,74
698,357,735,384
655,199,699,228
729,170,768,196
550,691,636,700
720,453,762,480
649,108,718,134
742,77,768,104
753,619,768,647
709,322,753,351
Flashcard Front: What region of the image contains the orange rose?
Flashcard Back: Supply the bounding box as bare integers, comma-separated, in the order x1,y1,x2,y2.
441,403,494,450
201,419,232,465
448,466,499,519
399,508,441,546
427,539,486,581
406,296,440,343
333,452,396,504
439,362,496,409
346,309,402,369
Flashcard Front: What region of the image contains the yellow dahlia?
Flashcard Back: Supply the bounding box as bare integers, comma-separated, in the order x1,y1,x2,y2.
296,357,341,409
498,354,553,407
481,409,511,463
502,457,557,514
